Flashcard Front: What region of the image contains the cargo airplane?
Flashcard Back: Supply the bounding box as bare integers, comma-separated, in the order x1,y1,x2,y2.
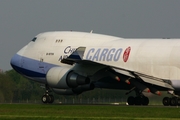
10,31,180,106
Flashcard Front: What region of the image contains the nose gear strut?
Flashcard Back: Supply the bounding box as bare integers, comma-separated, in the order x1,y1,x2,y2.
41,84,54,104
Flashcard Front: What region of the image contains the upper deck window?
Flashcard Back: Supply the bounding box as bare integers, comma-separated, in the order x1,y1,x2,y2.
31,37,37,42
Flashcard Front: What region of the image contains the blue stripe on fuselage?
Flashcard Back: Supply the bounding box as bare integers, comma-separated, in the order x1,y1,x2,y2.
10,54,57,80
11,64,46,78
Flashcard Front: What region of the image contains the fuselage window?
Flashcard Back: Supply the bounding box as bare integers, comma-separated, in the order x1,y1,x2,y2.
31,37,37,42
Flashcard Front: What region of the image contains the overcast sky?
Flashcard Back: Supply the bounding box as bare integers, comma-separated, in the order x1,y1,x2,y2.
1,0,180,71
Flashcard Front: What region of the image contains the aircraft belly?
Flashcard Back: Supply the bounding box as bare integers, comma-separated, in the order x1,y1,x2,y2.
171,80,180,90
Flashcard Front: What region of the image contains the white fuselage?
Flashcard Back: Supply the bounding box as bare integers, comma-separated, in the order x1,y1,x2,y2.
11,31,180,89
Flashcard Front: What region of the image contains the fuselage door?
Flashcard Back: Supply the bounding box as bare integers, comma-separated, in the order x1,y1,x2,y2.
38,52,46,73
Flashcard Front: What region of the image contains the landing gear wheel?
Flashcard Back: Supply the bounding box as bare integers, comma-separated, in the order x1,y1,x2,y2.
163,97,170,106
177,98,180,106
142,96,149,105
42,95,50,103
127,96,135,105
41,95,54,104
135,96,142,105
127,96,149,106
170,97,177,106
41,84,54,104
49,95,54,103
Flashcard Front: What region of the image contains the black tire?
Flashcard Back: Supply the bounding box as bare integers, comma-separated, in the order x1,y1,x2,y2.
162,97,170,106
142,96,149,105
170,97,177,106
127,96,135,105
135,96,142,105
177,98,180,106
49,95,54,103
42,95,48,103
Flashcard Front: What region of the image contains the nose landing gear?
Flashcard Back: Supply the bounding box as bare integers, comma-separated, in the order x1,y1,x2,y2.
42,94,54,103
41,84,54,104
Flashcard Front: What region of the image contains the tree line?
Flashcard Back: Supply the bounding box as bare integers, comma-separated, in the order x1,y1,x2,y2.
0,70,44,102
0,70,163,103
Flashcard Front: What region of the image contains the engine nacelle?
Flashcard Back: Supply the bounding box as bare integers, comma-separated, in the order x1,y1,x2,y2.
52,88,75,95
72,83,95,94
52,83,95,95
46,67,90,89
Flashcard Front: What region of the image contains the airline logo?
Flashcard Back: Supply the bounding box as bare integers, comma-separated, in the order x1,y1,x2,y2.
59,46,131,62
58,46,76,61
123,47,131,62
86,47,131,62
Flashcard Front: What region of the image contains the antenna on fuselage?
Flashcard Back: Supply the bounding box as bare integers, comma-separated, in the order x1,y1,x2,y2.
90,30,93,33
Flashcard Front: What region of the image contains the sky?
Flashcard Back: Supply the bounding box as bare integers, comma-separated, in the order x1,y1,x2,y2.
1,0,180,71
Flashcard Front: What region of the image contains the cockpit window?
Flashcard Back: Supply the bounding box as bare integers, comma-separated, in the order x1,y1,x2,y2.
31,37,37,42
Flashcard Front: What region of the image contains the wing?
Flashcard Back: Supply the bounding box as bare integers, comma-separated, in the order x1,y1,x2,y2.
61,47,174,95
112,67,173,90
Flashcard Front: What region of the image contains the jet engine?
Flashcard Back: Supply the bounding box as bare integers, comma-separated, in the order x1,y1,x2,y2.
46,67,90,89
52,83,95,95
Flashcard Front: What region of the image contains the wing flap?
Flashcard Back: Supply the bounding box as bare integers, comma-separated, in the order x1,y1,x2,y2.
113,68,174,90
137,74,174,90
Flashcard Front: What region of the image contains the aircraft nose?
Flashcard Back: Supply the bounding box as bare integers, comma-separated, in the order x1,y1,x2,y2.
10,54,21,70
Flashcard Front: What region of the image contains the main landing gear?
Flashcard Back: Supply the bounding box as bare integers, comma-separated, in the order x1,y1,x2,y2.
41,84,54,104
126,89,149,105
162,97,180,106
127,95,149,105
162,91,180,106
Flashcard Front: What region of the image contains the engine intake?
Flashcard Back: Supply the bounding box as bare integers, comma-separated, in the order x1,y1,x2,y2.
46,67,90,89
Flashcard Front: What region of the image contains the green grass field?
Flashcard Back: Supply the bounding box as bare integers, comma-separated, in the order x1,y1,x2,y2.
0,104,179,120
